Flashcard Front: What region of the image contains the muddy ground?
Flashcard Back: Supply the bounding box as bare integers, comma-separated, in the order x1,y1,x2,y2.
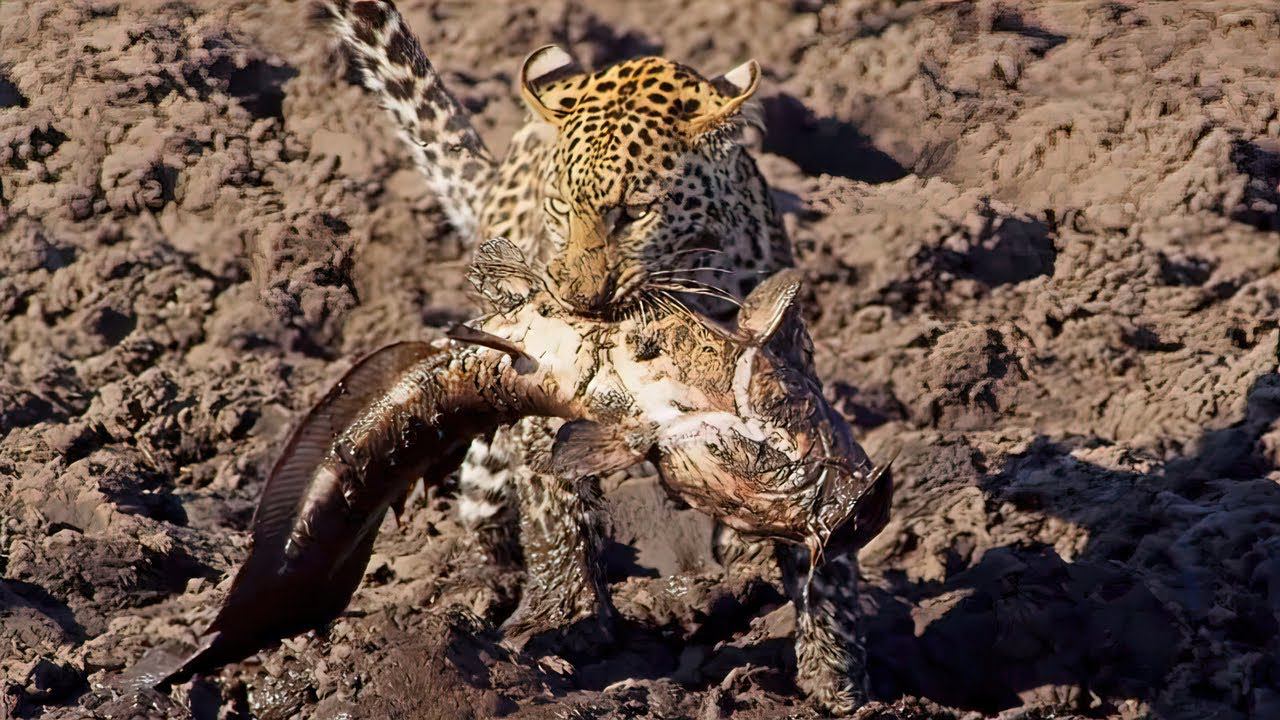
2,1,1278,718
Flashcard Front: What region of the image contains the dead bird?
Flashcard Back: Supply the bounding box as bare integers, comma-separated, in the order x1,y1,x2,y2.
150,238,894,691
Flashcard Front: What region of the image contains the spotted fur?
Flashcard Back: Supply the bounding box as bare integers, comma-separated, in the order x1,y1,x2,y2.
315,1,788,315
502,417,616,651
781,549,870,714
312,0,493,236
504,52,789,316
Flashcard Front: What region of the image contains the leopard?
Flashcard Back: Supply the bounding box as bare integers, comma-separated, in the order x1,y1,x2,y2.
313,0,871,712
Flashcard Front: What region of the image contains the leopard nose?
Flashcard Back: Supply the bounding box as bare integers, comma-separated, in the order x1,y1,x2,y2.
549,234,617,314
567,272,616,314
549,263,614,314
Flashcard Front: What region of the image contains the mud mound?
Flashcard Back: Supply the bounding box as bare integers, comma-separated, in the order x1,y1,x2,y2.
2,2,1277,719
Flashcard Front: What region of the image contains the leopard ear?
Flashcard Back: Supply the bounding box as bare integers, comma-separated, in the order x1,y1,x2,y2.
519,45,578,126
718,59,762,101
691,59,762,136
736,269,802,347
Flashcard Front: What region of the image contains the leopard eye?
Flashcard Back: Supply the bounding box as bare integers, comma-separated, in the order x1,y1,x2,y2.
546,196,571,217
623,202,653,222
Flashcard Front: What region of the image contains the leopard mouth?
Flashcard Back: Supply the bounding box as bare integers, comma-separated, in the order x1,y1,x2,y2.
603,266,650,317
556,264,650,320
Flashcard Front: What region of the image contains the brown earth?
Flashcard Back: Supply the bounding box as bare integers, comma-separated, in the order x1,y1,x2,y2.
2,1,1278,718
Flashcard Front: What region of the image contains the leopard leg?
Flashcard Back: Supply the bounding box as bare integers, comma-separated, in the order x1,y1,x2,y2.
712,522,780,585
777,544,869,716
489,418,614,653
503,468,616,653
458,428,522,565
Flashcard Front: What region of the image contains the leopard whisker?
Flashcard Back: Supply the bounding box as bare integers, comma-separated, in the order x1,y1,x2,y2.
657,275,740,293
646,281,743,307
651,290,700,327
636,291,656,330
647,267,737,278
648,285,742,307
651,291,740,342
656,247,728,264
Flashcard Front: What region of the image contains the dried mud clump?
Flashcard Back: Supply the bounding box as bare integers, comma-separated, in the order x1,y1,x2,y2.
2,2,1278,719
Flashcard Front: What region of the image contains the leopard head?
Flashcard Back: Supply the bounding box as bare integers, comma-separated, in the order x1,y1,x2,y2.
518,46,775,317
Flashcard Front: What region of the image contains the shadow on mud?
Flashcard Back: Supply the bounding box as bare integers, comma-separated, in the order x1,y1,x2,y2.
762,93,908,184
864,371,1280,716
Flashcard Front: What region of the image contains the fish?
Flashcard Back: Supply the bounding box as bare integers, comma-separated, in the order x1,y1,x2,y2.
150,239,893,685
